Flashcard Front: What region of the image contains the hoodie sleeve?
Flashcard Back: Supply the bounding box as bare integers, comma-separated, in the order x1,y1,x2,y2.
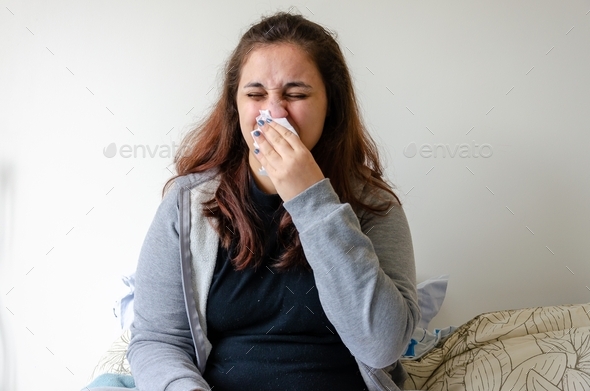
127,181,210,391
282,178,420,369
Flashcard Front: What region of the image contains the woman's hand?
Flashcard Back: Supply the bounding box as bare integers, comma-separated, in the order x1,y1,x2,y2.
252,120,325,202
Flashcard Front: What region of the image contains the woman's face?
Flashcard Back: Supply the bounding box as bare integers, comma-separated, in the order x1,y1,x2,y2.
236,43,328,165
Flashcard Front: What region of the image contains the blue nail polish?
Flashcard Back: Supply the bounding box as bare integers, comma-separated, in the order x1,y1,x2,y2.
257,119,265,126
266,117,272,123
254,148,259,154
253,130,261,137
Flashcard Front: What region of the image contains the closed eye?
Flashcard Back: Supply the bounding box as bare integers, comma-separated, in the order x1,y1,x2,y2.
246,93,307,100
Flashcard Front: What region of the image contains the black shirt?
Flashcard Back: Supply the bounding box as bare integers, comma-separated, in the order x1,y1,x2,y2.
203,171,367,391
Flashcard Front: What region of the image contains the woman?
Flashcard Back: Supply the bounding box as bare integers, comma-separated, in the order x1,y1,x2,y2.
127,11,420,391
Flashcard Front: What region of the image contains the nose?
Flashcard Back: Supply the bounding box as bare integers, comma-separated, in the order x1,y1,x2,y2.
265,98,288,119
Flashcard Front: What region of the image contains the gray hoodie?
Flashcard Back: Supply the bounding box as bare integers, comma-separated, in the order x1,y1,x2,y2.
127,168,420,391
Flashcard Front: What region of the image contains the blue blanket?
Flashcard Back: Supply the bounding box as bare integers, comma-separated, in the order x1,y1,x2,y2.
82,373,135,390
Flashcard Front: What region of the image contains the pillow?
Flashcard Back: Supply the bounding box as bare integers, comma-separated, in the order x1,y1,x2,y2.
402,275,452,359
416,274,449,329
113,273,135,330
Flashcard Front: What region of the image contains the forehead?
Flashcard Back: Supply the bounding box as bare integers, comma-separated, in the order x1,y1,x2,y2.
239,43,322,88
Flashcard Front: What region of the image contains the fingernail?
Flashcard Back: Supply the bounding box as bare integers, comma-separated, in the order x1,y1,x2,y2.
257,119,265,126
266,117,272,123
254,148,259,154
253,130,261,137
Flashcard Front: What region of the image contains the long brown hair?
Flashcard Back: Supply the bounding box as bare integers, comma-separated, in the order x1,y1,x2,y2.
165,11,401,271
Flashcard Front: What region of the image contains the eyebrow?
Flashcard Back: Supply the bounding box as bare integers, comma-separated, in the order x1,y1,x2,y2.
243,81,313,90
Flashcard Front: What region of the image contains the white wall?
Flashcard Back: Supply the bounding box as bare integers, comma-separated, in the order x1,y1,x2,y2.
1,1,589,390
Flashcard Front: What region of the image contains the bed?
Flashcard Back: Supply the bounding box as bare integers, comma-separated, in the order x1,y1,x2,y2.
87,276,590,390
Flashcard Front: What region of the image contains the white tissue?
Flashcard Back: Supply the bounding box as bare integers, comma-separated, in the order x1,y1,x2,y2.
252,110,298,176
